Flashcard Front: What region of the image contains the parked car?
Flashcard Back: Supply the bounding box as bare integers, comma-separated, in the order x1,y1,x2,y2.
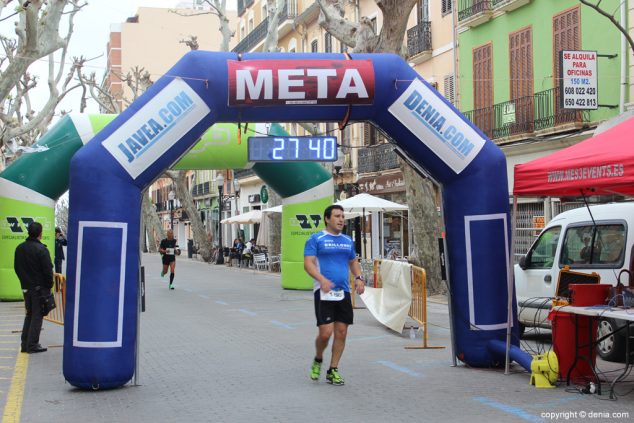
515,202,634,361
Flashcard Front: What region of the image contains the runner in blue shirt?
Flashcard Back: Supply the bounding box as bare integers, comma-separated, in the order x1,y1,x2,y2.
304,204,364,385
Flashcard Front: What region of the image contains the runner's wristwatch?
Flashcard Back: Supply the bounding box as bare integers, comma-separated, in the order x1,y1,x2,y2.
354,275,364,282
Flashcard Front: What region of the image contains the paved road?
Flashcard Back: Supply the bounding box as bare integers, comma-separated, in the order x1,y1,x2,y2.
1,254,633,422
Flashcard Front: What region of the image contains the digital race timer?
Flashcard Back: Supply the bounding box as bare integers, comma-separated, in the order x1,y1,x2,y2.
248,136,338,162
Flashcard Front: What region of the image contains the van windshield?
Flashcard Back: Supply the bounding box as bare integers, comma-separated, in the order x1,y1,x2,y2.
528,226,561,269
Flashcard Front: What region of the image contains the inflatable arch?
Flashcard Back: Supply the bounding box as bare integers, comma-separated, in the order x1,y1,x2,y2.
0,115,332,301
32,52,517,389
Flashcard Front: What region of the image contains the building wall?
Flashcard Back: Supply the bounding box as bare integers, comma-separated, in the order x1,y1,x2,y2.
629,1,634,109
116,7,237,101
409,0,456,104
458,0,622,125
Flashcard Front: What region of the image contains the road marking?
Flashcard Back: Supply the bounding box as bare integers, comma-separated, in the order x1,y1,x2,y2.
197,294,209,300
348,335,392,343
473,397,542,422
375,360,422,378
215,300,228,305
238,309,257,317
270,320,294,330
1,351,27,423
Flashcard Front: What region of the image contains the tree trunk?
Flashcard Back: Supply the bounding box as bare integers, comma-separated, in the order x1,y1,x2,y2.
263,0,285,52
318,0,442,296
141,191,164,253
166,170,214,262
400,161,446,295
266,189,282,255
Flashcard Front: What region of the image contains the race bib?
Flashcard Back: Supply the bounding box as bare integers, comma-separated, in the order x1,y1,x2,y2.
165,248,175,255
320,289,344,301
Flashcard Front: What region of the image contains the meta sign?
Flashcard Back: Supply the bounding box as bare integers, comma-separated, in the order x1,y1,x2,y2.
228,60,375,106
560,50,598,110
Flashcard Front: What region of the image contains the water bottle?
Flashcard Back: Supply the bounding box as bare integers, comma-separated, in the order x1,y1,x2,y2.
409,326,415,339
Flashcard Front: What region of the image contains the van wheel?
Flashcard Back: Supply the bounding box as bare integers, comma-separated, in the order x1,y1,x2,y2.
597,318,625,362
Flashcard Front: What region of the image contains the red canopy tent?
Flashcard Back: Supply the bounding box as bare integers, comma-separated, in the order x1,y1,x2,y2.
513,116,634,197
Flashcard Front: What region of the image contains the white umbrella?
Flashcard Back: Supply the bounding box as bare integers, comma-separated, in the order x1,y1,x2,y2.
262,205,283,213
335,193,408,259
335,193,408,213
221,209,262,224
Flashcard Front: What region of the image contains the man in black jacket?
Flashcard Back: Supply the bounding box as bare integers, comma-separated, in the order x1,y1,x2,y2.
14,222,53,353
54,227,67,274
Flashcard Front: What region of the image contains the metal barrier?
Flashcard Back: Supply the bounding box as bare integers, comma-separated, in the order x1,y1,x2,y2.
351,259,444,350
44,273,66,325
405,265,444,350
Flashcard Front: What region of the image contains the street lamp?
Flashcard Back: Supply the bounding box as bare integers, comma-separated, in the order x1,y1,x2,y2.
168,190,175,230
215,173,224,264
233,178,241,238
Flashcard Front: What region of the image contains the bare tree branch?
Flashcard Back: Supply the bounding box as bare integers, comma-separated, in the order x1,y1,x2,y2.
0,0,87,154
579,0,634,54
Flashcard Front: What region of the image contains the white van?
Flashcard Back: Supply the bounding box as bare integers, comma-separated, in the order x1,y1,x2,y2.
515,202,633,361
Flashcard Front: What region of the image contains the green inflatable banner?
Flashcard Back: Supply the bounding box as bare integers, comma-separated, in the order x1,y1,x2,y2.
0,197,54,300
0,116,334,299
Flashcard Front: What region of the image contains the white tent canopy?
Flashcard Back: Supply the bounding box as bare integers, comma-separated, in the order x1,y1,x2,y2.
261,205,283,213
335,193,408,212
335,193,408,259
220,209,262,224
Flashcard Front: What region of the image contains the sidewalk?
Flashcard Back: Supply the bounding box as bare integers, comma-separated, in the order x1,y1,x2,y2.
0,253,632,422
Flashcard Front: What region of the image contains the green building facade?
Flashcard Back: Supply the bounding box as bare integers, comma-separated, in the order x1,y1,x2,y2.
457,0,625,143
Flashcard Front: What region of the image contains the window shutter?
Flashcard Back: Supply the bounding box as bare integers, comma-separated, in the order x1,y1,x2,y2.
473,43,493,137
553,7,580,88
553,7,580,124
325,33,332,53
512,30,531,98
443,75,455,105
473,44,493,110
442,0,452,15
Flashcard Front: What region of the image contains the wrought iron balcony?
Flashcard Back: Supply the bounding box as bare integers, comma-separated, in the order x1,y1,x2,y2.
462,88,590,143
407,21,432,60
492,0,530,13
458,0,492,26
232,3,294,53
358,143,400,174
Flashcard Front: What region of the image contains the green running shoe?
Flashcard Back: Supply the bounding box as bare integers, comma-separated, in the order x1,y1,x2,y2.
326,368,344,385
160,271,165,277
310,360,321,381
169,283,174,290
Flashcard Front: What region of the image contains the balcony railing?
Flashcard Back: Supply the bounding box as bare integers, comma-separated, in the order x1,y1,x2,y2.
458,0,492,21
232,3,295,53
358,143,400,174
407,21,432,57
492,0,529,11
462,88,589,142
